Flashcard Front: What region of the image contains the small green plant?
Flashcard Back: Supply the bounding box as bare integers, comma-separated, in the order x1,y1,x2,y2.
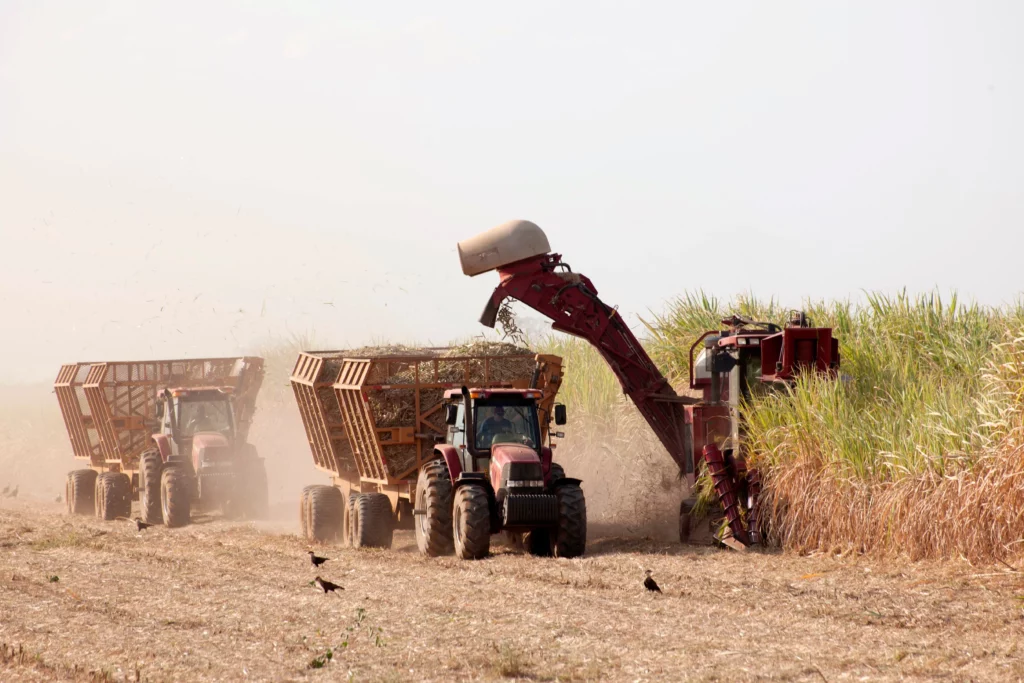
308,648,333,669
47,575,59,583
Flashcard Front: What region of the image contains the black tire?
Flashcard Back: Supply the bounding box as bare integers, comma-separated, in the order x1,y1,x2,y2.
66,469,97,516
414,460,454,557
161,466,191,528
94,472,111,519
549,462,566,482
139,451,163,525
308,485,343,543
299,485,317,540
453,485,491,560
344,492,359,546
98,472,131,521
552,483,587,558
352,492,394,549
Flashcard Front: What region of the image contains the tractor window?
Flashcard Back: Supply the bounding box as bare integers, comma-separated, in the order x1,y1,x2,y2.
177,399,234,438
474,401,539,450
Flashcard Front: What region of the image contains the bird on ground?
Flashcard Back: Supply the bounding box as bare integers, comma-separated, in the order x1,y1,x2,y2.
643,569,662,593
308,551,329,568
312,576,343,593
118,517,153,531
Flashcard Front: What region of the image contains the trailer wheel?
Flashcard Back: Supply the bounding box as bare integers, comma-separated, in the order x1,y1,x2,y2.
66,469,97,516
552,483,586,558
161,466,191,528
97,472,131,521
414,460,454,557
139,450,163,525
453,484,490,560
299,485,317,540
352,493,394,549
343,493,359,546
94,472,110,519
308,485,343,543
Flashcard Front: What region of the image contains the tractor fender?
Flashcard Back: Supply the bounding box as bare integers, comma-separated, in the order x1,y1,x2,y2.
433,445,462,481
152,434,172,460
551,476,582,490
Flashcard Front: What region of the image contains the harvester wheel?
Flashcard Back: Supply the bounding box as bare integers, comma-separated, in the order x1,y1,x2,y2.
66,469,97,516
139,450,163,525
161,466,191,528
308,485,343,543
552,483,587,558
299,485,317,540
352,493,394,549
414,460,454,557
97,472,131,521
452,484,490,560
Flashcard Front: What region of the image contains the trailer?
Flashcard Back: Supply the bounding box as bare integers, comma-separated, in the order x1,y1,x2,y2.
54,357,266,527
291,347,574,555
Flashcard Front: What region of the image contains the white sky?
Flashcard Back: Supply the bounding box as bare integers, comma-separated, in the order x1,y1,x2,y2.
2,1,1023,383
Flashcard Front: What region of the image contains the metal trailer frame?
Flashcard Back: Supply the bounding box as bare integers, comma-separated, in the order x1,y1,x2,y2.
290,350,563,512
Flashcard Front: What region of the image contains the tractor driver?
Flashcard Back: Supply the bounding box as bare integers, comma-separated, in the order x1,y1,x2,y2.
186,404,220,435
477,405,514,448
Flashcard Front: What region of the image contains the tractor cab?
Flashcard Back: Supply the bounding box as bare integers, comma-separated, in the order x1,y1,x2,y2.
156,387,237,445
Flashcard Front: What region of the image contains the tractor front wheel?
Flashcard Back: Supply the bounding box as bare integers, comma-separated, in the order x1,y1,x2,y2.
453,485,490,560
66,469,97,516
161,466,191,528
552,483,587,558
414,460,454,557
139,450,163,525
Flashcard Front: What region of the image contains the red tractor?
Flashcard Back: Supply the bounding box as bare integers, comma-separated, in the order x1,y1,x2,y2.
139,386,268,527
457,220,839,547
416,386,586,559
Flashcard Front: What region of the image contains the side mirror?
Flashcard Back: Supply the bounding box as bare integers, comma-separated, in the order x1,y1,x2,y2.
444,404,459,426
554,403,567,426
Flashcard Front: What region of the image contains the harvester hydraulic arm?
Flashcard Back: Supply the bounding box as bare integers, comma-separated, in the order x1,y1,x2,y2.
479,252,695,475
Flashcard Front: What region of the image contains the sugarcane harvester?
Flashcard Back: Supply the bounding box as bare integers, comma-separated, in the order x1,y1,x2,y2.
457,220,839,548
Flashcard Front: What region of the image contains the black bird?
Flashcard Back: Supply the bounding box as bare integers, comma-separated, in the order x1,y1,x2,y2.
118,517,153,531
308,550,329,568
313,576,343,594
643,569,662,593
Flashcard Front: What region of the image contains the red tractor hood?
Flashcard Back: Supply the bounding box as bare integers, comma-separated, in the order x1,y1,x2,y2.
488,443,542,490
191,432,231,471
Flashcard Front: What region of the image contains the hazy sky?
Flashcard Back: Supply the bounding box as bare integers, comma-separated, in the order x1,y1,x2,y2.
2,1,1023,383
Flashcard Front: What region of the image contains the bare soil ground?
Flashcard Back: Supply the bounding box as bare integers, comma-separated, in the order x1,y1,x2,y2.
1,501,1023,682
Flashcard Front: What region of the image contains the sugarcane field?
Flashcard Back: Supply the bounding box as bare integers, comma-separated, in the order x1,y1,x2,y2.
5,4,1024,682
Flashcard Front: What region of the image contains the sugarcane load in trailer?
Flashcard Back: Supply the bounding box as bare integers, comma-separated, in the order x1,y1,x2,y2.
54,357,267,527
457,220,840,547
290,346,586,558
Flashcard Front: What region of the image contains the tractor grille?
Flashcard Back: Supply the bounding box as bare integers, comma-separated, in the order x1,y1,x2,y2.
502,493,558,528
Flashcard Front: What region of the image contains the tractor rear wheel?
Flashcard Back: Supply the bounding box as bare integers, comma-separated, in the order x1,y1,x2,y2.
139,450,163,525
552,483,586,558
66,469,97,516
308,485,343,543
299,485,317,540
414,460,454,557
453,485,490,560
352,493,394,549
161,466,191,528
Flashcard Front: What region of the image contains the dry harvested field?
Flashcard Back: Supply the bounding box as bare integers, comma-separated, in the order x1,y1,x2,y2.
1,501,1023,682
